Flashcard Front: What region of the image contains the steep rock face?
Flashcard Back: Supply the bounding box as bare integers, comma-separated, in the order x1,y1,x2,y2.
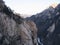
26,6,55,38
0,0,38,45
26,4,60,45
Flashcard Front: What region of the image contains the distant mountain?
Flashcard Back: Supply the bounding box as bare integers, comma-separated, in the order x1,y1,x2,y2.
26,4,60,45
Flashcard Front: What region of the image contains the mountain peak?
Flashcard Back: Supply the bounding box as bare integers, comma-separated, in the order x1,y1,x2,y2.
50,3,58,8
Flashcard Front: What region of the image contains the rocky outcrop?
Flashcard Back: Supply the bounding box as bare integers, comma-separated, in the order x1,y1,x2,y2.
0,0,38,45
26,4,60,45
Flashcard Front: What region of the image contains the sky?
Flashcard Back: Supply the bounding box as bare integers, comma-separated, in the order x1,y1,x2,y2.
3,0,60,17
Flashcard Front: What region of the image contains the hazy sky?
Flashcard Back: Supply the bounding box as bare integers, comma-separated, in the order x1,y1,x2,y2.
3,0,60,17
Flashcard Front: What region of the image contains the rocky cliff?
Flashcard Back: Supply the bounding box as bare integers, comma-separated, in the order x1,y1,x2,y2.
0,0,38,45
26,4,60,45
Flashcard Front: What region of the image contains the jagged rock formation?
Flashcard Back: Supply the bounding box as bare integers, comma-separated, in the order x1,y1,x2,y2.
26,4,60,45
0,0,38,45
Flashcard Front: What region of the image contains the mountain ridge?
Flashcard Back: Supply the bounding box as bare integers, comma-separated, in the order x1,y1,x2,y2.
0,0,38,45
26,4,60,45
